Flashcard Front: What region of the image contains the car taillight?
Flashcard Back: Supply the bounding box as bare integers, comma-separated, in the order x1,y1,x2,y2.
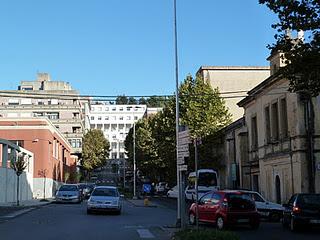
293,206,301,213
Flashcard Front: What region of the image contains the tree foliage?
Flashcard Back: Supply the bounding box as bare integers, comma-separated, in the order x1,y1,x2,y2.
124,75,231,184
10,154,27,176
259,0,320,96
82,129,110,173
116,95,129,104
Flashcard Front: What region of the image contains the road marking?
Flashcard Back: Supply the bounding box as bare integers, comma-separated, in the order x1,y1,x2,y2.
137,229,155,239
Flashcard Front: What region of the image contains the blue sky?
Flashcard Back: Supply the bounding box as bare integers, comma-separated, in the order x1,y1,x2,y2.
0,0,277,96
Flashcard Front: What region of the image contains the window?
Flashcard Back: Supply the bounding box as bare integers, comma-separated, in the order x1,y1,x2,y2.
98,116,102,121
90,116,94,120
271,102,279,141
38,101,44,105
47,112,59,120
127,116,131,120
211,193,222,205
252,193,264,202
119,153,125,159
72,127,81,133
119,107,123,111
251,116,258,150
200,193,212,205
105,107,109,111
8,99,19,105
112,142,117,149
105,116,109,120
119,116,124,120
112,107,116,111
280,98,288,138
73,112,79,119
134,116,138,120
91,107,95,111
264,106,271,143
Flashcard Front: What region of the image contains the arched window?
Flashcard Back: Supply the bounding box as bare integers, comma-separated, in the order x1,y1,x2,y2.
275,175,281,204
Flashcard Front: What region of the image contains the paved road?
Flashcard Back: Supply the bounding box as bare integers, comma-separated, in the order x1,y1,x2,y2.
0,200,176,240
153,196,320,240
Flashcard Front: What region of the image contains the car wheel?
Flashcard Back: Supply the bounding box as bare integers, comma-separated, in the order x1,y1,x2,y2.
189,212,196,225
290,218,298,232
216,216,225,230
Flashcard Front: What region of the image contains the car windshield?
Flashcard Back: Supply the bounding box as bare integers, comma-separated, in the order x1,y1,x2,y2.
227,193,256,210
298,194,320,208
59,185,78,191
92,188,118,197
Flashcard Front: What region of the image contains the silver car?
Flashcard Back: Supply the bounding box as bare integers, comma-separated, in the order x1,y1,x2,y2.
55,184,82,203
87,186,123,214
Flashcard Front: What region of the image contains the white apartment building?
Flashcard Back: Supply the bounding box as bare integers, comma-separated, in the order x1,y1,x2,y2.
89,103,147,159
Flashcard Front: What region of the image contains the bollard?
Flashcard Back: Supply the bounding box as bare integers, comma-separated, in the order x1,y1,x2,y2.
144,197,149,206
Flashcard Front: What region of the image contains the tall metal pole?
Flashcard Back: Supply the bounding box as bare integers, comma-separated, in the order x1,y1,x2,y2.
195,141,199,230
133,121,137,199
174,0,181,227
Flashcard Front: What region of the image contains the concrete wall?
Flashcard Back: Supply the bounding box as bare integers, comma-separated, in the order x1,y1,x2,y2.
33,177,62,199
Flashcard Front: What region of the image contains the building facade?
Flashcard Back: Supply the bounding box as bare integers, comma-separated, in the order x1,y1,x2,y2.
197,66,270,121
0,118,75,198
88,103,147,160
238,53,320,203
0,73,85,158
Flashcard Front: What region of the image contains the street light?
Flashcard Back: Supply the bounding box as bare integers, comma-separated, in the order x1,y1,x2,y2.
127,105,144,199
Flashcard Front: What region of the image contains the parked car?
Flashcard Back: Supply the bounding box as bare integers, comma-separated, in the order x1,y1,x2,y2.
55,184,82,203
166,185,179,198
282,193,320,231
87,186,123,214
238,190,284,221
189,190,260,230
155,182,169,194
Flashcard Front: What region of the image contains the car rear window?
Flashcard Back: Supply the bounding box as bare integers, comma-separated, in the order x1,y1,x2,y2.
92,188,118,197
59,185,78,191
298,194,320,208
227,193,256,210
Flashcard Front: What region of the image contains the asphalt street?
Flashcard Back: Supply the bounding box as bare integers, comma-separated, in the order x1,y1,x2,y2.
0,200,176,240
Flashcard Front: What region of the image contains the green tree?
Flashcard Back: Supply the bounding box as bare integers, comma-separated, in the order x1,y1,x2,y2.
10,154,27,206
128,97,137,104
82,129,110,178
180,75,232,139
259,0,320,96
116,95,128,104
138,97,147,105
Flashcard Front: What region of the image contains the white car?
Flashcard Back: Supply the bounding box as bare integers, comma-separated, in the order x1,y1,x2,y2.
166,185,179,198
240,190,284,221
87,186,123,214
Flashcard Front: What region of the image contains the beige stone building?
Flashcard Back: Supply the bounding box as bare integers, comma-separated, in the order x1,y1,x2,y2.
197,66,270,121
0,73,85,159
238,53,320,203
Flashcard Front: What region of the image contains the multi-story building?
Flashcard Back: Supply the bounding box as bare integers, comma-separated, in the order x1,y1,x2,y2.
197,66,270,121
0,73,85,159
237,51,320,203
89,103,147,160
0,118,75,199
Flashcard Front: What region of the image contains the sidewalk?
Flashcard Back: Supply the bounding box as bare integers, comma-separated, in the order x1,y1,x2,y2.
0,198,54,219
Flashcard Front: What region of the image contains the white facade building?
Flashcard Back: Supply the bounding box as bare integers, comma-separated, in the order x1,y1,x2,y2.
89,104,147,159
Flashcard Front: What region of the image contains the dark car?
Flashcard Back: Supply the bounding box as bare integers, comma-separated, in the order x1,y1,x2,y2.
189,190,260,230
78,183,95,199
282,193,320,231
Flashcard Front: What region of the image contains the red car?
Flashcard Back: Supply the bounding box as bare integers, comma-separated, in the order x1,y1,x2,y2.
189,190,260,230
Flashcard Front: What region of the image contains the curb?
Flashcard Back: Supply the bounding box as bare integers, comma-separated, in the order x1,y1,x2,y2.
0,201,53,220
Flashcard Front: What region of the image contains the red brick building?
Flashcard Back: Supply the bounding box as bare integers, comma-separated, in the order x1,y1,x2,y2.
0,118,76,198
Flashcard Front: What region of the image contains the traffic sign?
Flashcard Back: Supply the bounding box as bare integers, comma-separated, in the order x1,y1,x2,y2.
178,165,188,171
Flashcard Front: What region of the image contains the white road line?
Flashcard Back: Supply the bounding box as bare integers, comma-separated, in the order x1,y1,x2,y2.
136,229,155,239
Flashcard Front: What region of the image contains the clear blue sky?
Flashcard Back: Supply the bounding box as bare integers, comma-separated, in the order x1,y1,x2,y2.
0,0,277,96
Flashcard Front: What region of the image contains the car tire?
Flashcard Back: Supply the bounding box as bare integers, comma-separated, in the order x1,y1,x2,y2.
290,218,298,232
189,212,196,225
216,216,225,230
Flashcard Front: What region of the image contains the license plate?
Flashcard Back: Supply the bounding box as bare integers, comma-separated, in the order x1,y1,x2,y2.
238,219,249,223
310,220,320,224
